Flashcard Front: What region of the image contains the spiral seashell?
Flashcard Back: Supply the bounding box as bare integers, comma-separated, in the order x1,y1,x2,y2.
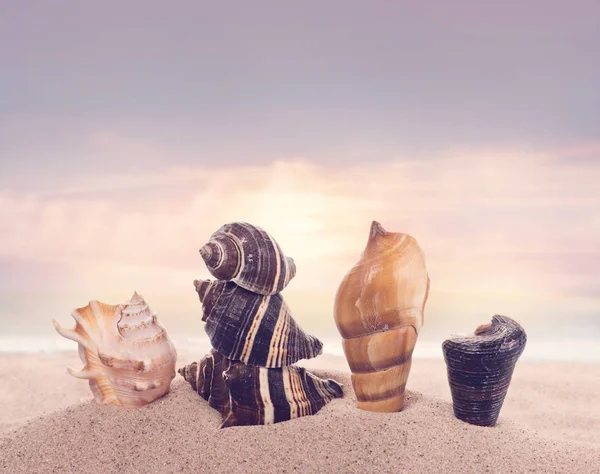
194,279,323,367
199,222,296,295
442,315,527,427
333,221,430,412
178,349,232,416
179,349,343,428
52,292,177,408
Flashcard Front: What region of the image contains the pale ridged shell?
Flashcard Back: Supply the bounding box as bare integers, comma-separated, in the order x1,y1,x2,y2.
442,315,527,427
333,221,430,412
52,292,177,408
178,349,343,428
199,222,296,296
194,279,323,367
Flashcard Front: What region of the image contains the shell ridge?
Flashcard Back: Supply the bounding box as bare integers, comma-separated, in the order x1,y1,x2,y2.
227,231,245,280
70,309,103,349
340,308,423,339
240,295,272,364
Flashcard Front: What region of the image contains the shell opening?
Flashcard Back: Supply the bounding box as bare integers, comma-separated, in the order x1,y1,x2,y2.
474,321,493,336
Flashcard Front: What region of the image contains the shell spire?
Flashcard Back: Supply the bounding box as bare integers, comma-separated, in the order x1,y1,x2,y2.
369,220,387,240
179,350,343,428
334,221,429,412
442,315,527,427
199,222,296,295
194,279,323,367
53,293,177,408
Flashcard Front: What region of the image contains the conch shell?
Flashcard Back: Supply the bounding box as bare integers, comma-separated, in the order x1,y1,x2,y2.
179,349,343,428
333,221,430,412
52,292,177,408
442,315,527,426
194,279,323,367
199,222,296,296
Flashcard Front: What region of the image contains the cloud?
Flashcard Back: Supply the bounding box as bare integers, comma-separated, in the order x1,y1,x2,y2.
1,143,599,338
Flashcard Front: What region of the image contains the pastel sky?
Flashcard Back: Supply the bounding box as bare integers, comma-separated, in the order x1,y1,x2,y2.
1,1,599,355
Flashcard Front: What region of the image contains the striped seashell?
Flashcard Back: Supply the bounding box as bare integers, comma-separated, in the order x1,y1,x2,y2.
178,349,232,416
334,221,430,412
52,292,177,407
178,349,343,428
199,222,296,296
442,315,527,427
194,279,323,367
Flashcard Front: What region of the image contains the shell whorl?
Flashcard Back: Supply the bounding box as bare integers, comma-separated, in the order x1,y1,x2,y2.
194,279,323,367
199,222,297,296
194,279,225,322
442,315,527,427
179,350,343,428
117,291,164,340
333,221,429,412
336,221,430,340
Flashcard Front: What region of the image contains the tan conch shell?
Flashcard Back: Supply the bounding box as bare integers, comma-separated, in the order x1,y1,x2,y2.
334,221,430,412
52,292,177,408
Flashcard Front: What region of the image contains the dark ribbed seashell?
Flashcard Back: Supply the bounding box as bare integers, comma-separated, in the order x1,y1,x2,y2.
442,315,527,427
178,350,231,415
194,279,323,367
199,222,296,296
179,349,343,429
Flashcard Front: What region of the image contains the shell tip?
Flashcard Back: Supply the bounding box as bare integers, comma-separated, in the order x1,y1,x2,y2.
199,244,211,260
129,291,143,303
369,221,387,240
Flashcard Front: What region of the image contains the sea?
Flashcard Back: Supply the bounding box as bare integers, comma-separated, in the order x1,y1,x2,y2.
1,333,598,363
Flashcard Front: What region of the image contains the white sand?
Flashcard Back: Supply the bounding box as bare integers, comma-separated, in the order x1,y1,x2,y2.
1,352,598,473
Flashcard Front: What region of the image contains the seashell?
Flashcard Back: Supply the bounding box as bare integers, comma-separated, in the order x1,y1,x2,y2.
199,222,296,295
178,349,232,416
194,279,323,367
442,315,527,427
178,349,343,428
333,221,430,412
52,292,177,408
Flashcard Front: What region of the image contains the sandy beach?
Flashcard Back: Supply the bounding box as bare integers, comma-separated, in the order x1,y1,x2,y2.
0,352,598,473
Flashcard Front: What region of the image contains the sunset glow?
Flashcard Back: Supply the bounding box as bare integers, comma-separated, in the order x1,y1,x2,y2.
2,144,599,348
1,1,599,359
